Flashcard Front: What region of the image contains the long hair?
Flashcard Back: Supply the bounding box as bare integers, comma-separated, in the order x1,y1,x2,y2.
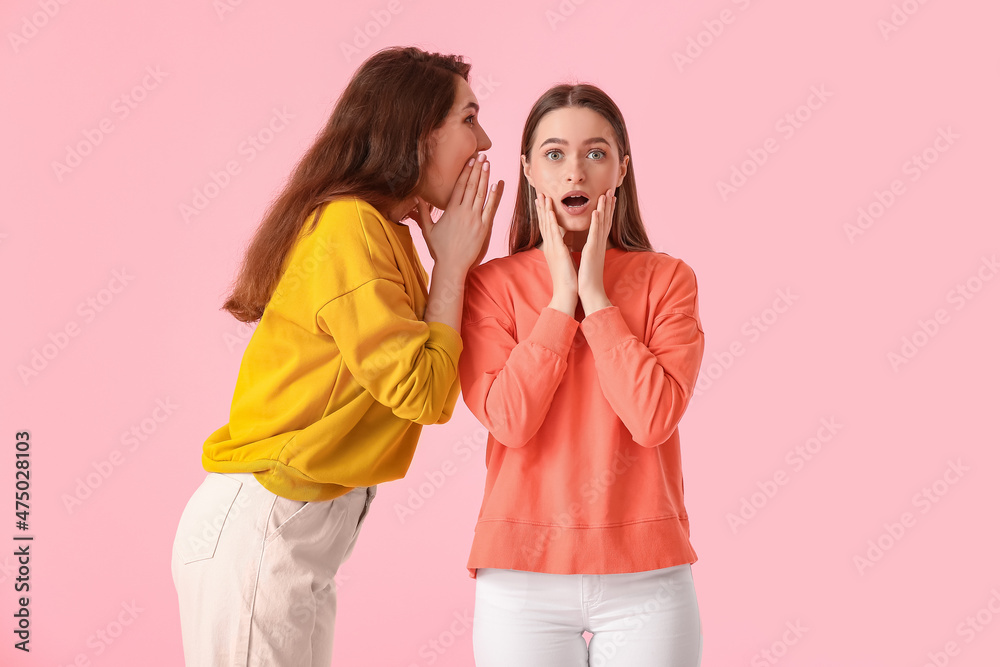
509,84,652,255
222,46,471,322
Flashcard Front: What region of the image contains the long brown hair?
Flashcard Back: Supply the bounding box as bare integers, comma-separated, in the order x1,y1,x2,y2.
509,84,653,255
222,46,471,322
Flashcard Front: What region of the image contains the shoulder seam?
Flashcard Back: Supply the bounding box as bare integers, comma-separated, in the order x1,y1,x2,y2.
316,276,387,312
353,198,378,271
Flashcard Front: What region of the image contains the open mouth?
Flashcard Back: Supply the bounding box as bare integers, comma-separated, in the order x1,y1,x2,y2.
561,193,590,215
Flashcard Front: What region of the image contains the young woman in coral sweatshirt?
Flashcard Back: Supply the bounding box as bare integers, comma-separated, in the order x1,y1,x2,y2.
458,84,705,666
170,47,503,666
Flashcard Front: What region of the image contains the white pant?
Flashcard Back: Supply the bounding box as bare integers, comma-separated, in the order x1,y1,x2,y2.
170,472,376,666
473,564,702,667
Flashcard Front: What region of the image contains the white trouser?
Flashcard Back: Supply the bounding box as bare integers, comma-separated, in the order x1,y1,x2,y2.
170,471,375,666
473,564,702,667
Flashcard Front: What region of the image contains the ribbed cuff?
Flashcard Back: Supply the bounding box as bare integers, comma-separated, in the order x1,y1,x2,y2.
580,305,635,355
526,307,580,359
427,320,464,363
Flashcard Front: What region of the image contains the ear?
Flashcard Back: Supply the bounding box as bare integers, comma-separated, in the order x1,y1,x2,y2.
617,155,629,188
521,154,535,188
425,126,442,156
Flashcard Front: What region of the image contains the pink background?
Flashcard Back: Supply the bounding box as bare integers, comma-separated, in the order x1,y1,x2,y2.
3,0,998,664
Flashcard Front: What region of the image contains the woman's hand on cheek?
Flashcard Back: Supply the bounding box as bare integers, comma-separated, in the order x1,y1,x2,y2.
538,194,579,316
473,180,504,268
578,189,615,316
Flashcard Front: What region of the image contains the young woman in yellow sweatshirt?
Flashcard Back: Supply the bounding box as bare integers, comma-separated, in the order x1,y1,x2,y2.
170,46,504,666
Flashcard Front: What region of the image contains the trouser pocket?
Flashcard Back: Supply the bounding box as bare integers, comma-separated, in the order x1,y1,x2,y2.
172,473,245,566
355,485,376,532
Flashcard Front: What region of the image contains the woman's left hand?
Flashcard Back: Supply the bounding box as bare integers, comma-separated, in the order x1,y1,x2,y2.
577,188,615,315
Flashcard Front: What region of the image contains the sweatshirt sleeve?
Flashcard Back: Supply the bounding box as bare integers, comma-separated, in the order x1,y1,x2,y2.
579,259,705,447
315,274,463,427
458,268,579,448
435,373,463,425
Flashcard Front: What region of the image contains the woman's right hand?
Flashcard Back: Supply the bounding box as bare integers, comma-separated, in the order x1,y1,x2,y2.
536,194,579,316
411,155,503,277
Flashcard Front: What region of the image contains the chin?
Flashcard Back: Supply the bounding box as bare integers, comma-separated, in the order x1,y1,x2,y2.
556,216,592,232
426,192,449,211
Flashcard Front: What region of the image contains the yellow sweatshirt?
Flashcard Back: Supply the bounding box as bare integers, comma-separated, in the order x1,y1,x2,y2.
202,197,463,501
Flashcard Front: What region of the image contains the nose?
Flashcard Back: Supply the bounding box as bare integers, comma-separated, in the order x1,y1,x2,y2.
564,156,586,183
476,123,492,151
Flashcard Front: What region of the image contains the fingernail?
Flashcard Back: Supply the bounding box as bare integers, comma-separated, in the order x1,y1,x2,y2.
478,153,487,162
491,183,497,192
483,162,489,172
468,158,475,167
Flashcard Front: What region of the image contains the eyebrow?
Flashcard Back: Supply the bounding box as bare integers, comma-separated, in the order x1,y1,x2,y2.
460,101,480,113
539,137,611,148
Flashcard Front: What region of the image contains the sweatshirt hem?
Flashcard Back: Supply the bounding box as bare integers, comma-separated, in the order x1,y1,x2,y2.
202,456,353,502
466,515,697,578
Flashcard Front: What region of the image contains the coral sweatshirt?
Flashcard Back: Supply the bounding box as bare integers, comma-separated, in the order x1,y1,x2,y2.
202,198,463,502
458,246,705,577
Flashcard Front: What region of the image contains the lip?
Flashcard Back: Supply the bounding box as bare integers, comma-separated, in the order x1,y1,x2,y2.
560,190,591,216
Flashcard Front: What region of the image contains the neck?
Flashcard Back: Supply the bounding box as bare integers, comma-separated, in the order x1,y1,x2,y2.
563,230,588,252
540,232,614,254
536,237,615,261
386,197,417,225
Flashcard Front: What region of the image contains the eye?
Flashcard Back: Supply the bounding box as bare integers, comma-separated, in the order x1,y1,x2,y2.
465,114,477,125
544,150,563,160
587,149,606,159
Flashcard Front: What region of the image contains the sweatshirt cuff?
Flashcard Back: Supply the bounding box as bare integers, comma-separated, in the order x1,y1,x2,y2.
580,305,635,355
527,307,580,359
427,320,464,363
